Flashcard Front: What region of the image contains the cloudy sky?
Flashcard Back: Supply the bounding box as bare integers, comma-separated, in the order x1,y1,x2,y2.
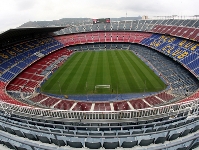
0,0,198,31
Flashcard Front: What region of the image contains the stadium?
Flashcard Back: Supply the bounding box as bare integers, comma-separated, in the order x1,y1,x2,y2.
1,16,199,150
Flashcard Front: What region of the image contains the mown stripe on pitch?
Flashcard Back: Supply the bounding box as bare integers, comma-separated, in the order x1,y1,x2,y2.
118,50,145,92
132,52,165,91
65,51,93,94
106,50,120,93
125,51,164,91
110,50,131,93
102,50,111,86
75,51,95,94
86,51,100,94
123,51,156,91
59,52,88,93
94,51,104,93
114,50,139,92
122,50,147,88
58,52,86,93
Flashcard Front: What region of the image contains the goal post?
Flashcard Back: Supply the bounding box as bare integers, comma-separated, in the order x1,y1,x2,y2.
95,85,110,90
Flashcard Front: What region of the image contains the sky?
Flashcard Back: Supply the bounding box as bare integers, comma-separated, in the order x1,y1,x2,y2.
0,0,199,32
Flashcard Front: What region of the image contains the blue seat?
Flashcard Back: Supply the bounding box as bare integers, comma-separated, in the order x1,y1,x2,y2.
156,124,167,131
87,127,98,131
153,132,167,144
104,131,116,137
176,120,185,127
85,138,102,149
24,131,38,141
192,124,199,133
190,138,199,150
16,144,33,150
76,131,88,137
9,140,30,150
103,138,119,149
39,127,49,132
117,130,130,135
51,135,66,147
121,137,138,148
67,137,84,148
89,131,102,136
167,124,176,129
0,123,5,131
137,135,154,146
144,127,156,133
37,133,52,144
63,130,74,136
13,128,25,137
180,127,192,137
130,129,143,134
50,128,62,133
4,126,15,135
4,140,16,149
99,127,110,131
54,124,64,129
168,130,181,141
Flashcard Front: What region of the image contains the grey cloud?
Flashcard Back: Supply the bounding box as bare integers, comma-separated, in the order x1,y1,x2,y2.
0,0,199,32
14,0,38,11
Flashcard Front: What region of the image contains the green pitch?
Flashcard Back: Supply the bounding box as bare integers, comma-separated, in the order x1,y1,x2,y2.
41,50,166,95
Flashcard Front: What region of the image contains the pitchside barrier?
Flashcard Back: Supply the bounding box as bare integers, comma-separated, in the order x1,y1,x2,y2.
0,98,198,121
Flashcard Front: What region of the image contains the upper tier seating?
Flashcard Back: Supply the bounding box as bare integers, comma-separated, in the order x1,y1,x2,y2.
151,25,199,42
141,34,199,77
0,31,197,111
54,19,199,38
1,21,199,149
0,37,65,106
1,18,199,150
55,31,152,46
0,37,64,82
6,40,198,110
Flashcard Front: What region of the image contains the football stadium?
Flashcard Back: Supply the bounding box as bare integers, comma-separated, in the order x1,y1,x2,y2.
2,14,199,150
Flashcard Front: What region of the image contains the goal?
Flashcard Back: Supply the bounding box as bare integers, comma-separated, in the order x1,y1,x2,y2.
95,85,110,90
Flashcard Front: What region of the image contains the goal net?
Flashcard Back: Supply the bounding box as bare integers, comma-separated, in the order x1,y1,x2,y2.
95,85,110,90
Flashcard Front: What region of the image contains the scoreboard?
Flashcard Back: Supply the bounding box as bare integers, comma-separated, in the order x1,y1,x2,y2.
92,18,110,24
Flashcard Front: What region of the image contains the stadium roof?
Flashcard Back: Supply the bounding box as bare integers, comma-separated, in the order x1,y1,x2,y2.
0,26,66,41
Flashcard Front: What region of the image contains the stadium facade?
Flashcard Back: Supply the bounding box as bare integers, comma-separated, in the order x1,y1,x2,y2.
0,18,198,149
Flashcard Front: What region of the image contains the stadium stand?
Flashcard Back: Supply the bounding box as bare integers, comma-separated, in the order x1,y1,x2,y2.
1,19,199,149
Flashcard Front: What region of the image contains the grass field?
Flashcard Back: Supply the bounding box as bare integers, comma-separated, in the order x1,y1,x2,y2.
41,50,166,95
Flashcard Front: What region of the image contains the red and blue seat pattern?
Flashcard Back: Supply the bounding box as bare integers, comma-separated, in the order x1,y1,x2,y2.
0,29,197,110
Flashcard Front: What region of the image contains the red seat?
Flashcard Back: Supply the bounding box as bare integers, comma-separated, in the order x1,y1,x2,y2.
144,96,162,106
129,99,149,109
72,102,92,111
30,94,48,103
94,102,111,111
113,101,129,111
156,92,174,101
54,100,74,110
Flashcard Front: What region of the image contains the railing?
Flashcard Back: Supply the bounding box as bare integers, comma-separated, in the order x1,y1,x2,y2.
2,31,199,120
0,98,198,120
0,117,199,150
